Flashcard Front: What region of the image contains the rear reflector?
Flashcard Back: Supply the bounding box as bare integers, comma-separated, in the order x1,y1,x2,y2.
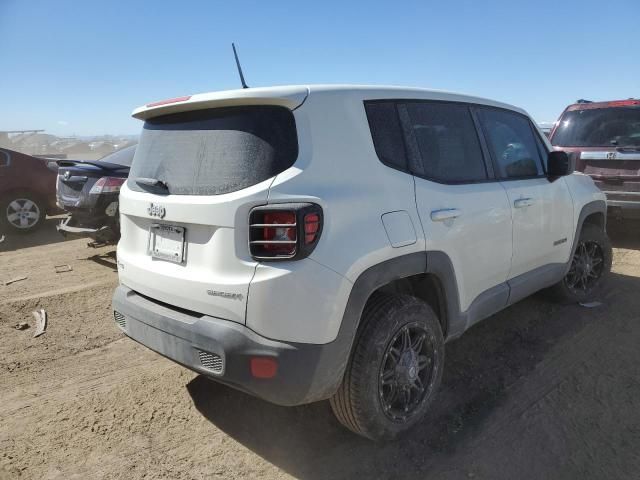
304,213,320,244
146,95,192,107
250,357,278,379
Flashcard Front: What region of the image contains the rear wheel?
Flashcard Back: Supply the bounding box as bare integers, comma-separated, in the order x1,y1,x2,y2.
330,294,444,440
1,192,45,233
548,224,612,303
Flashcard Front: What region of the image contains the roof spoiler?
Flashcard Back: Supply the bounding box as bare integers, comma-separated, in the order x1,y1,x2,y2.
56,159,125,170
132,86,309,121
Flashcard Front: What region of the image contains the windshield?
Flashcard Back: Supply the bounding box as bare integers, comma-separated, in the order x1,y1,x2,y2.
127,105,298,196
551,107,640,147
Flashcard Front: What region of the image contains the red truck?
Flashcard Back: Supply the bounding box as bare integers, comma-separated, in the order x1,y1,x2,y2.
550,99,640,220
0,148,60,233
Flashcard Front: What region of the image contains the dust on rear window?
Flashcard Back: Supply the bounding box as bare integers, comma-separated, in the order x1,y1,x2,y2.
551,107,640,148
128,105,298,195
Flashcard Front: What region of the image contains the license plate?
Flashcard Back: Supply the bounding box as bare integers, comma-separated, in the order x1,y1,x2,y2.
148,224,185,264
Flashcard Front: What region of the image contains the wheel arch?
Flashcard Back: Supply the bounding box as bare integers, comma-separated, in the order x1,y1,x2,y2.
567,200,607,272
337,251,462,364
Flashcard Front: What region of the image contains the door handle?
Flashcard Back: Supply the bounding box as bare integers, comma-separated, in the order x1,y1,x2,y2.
430,208,461,222
514,198,534,208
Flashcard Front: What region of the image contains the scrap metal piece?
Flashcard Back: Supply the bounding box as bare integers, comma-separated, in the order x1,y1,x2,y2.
32,309,47,337
4,276,27,286
54,264,73,273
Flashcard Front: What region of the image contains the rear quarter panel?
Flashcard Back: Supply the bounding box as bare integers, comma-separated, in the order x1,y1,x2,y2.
563,172,607,223
248,90,425,344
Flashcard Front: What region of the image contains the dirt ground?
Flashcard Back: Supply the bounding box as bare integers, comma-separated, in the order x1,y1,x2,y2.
1,217,639,479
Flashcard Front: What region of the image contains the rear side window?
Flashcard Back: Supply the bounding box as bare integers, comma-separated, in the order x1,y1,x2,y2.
128,106,298,195
398,102,487,183
477,108,544,179
551,107,640,147
364,102,407,170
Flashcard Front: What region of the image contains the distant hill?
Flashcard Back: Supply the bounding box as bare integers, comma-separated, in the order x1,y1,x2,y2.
0,131,138,160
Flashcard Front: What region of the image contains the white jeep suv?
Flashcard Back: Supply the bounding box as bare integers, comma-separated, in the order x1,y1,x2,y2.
113,85,611,440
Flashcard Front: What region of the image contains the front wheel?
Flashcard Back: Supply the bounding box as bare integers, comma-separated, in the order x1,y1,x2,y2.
330,294,444,440
548,224,612,303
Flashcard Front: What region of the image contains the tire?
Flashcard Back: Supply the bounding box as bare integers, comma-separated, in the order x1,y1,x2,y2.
330,294,444,440
548,223,612,304
0,192,45,233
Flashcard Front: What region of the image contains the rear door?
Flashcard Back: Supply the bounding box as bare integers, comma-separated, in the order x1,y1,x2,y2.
117,105,299,324
395,101,513,314
477,107,573,279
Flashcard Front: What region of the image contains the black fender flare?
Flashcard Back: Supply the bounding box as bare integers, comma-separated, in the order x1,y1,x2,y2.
329,250,462,377
321,252,429,393
565,199,607,273
335,251,463,363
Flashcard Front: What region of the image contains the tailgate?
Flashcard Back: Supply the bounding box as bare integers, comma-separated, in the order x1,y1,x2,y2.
117,100,301,324
580,151,640,193
117,184,268,324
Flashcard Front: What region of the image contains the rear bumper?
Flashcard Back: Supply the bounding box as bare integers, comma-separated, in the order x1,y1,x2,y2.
603,191,640,218
112,285,346,406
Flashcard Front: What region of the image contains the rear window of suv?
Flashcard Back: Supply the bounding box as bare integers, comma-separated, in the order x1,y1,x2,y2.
128,105,298,195
551,106,640,147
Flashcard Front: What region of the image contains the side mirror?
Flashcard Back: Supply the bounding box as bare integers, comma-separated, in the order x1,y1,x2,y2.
547,151,571,178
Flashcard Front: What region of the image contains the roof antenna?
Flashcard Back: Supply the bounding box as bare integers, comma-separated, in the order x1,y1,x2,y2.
232,43,249,89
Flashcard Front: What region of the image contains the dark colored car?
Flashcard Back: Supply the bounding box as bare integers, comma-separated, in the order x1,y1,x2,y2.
550,99,640,220
56,145,135,243
0,147,60,233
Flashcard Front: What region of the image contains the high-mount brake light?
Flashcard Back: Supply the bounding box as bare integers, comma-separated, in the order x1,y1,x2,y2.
146,95,192,107
249,203,323,260
568,99,640,111
608,100,640,107
90,176,126,194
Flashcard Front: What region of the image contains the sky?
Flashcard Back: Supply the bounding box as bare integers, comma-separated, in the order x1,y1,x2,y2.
1,0,639,136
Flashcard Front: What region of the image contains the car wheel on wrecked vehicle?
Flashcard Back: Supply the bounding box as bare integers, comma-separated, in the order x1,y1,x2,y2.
1,192,45,233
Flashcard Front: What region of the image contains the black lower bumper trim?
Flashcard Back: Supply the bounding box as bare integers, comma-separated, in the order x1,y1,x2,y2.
112,286,346,406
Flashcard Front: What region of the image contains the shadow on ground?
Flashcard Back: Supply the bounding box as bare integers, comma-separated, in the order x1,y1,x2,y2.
84,250,117,271
0,216,70,253
187,271,640,479
608,219,640,250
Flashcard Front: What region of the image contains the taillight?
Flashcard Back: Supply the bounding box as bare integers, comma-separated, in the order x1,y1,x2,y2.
89,176,126,194
262,211,297,256
249,203,323,260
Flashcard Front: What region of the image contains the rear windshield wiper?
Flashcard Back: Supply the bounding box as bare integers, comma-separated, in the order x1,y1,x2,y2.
135,177,169,190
